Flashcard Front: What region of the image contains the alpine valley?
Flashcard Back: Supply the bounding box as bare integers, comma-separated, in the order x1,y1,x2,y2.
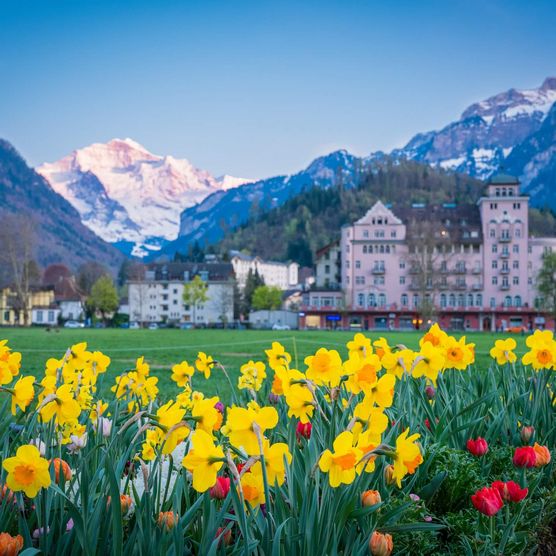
33,76,556,260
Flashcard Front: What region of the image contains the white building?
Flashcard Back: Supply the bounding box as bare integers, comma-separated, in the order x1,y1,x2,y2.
32,306,60,326
128,263,235,325
230,251,299,290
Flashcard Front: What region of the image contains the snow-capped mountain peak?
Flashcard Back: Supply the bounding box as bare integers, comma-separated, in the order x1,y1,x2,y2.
37,139,254,257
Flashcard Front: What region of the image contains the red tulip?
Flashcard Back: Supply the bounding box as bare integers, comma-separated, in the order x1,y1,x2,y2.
466,437,488,457
424,418,431,430
209,477,230,500
471,486,504,516
520,425,534,443
296,421,312,441
513,446,537,468
491,481,528,503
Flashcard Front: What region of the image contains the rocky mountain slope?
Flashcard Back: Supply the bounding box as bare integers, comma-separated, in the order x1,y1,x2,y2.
0,140,125,271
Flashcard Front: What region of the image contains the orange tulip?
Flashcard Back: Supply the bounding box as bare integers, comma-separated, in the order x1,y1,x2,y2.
51,458,72,482
369,531,393,556
157,511,178,531
533,443,551,467
361,489,382,507
384,464,396,485
0,532,23,556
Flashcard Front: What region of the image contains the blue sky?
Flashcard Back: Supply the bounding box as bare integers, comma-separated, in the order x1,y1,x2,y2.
1,0,555,178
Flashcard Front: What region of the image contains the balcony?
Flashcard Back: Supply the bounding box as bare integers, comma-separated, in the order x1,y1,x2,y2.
371,267,385,274
499,251,510,258
499,235,511,243
454,267,467,275
499,268,510,274
472,267,482,274
499,284,510,291
455,283,467,291
472,283,483,291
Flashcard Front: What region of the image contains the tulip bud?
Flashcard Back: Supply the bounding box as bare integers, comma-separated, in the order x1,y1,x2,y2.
424,418,431,430
210,477,231,500
425,386,436,400
369,531,393,556
466,437,488,457
214,401,224,413
51,458,72,482
216,527,232,546
533,443,551,467
384,464,396,485
296,421,312,441
520,425,534,443
268,392,280,405
157,511,178,531
361,489,381,507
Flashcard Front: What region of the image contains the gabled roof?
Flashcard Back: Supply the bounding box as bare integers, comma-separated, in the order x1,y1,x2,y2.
355,200,403,225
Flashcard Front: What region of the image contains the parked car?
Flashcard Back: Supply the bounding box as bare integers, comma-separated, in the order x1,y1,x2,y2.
272,323,291,330
148,323,159,330
129,322,140,329
180,322,194,330
64,320,85,329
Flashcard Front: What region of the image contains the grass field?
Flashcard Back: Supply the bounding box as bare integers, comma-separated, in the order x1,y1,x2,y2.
0,328,532,402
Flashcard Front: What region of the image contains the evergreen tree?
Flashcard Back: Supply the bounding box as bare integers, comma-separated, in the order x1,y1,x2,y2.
241,269,265,317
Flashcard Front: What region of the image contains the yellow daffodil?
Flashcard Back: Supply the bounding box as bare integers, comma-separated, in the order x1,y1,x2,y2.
40,384,81,425
304,348,343,387
10,375,35,415
352,400,389,438
412,342,445,385
238,360,266,391
224,405,278,455
156,401,189,454
3,444,51,498
240,470,266,507
391,429,423,487
419,323,448,349
522,330,556,370
364,373,396,409
251,439,292,486
195,352,215,379
171,361,195,387
319,431,362,487
443,336,474,370
489,338,517,365
346,333,373,359
192,396,221,433
373,337,391,360
182,429,225,492
285,383,314,423
382,349,414,379
343,353,382,395
265,342,292,371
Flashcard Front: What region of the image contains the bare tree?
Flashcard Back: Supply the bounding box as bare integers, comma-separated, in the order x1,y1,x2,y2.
214,284,234,324
0,215,38,325
406,219,455,327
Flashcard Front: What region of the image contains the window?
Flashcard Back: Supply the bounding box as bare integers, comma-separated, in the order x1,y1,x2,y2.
512,260,519,269
490,297,496,308
413,294,420,308
476,294,483,306
37,310,43,323
325,264,330,273
368,293,376,307
458,295,465,307
346,261,350,269
492,260,498,269
363,230,369,238
401,294,408,306
440,294,447,308
489,229,495,238
358,294,364,306
355,260,361,269
467,294,473,307
513,276,519,285
391,230,397,238
504,296,512,307
515,228,521,238
374,276,385,285
399,276,405,285
514,295,522,307
378,294,386,306
363,245,367,254
492,276,498,285
513,244,519,253
449,294,456,307
492,244,498,253
399,262,406,269
355,276,365,285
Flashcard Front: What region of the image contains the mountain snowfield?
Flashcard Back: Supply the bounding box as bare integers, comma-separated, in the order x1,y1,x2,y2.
394,77,556,179
37,138,254,257
37,77,556,259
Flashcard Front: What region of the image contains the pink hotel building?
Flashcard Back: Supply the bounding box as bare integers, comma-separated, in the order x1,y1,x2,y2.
300,174,556,331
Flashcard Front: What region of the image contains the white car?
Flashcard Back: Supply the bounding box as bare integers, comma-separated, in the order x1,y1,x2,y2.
148,323,159,330
272,323,291,330
129,322,140,329
64,320,85,329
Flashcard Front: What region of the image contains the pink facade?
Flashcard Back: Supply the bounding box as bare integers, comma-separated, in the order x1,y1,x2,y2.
301,175,556,331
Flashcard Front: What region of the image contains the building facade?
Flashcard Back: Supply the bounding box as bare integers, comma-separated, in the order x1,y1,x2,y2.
128,262,235,326
301,174,556,331
230,251,299,290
